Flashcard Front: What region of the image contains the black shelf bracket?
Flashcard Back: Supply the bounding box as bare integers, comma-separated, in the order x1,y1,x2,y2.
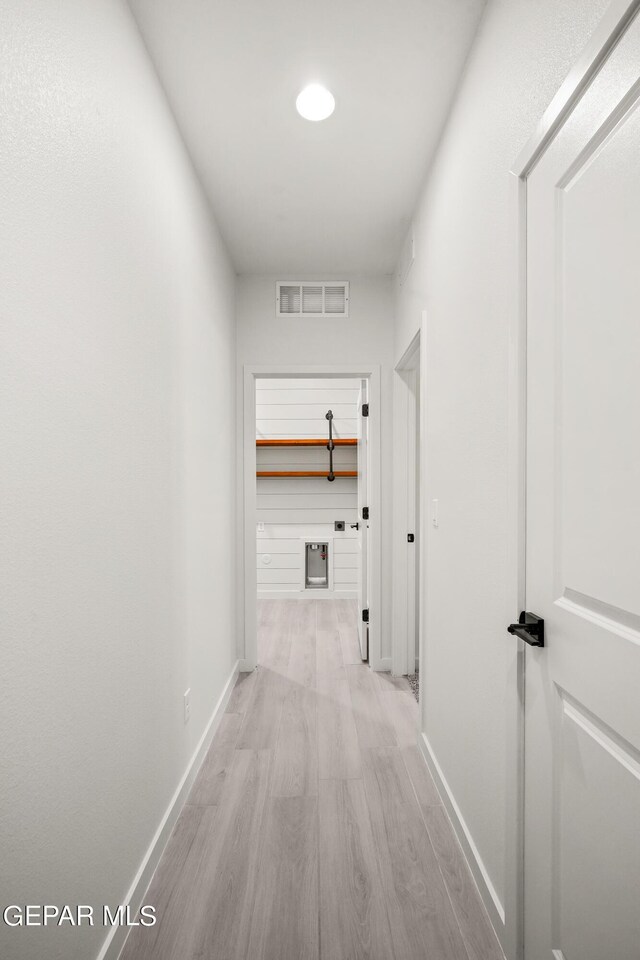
325,410,335,482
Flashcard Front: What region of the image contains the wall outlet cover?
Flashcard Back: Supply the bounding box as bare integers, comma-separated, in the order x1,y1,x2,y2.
334,520,345,531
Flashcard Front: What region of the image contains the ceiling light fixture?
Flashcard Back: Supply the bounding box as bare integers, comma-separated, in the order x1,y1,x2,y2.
296,84,335,122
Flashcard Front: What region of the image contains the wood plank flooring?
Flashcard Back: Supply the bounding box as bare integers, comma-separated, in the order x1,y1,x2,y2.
121,600,504,960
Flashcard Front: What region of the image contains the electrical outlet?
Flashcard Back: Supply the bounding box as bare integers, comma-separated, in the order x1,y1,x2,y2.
184,688,191,725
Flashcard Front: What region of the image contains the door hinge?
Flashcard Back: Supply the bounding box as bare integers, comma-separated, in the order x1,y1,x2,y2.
362,608,369,623
362,506,369,520
362,403,369,417
407,533,415,543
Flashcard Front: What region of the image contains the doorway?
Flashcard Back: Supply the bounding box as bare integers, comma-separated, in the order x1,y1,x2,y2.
254,376,362,611
241,365,382,672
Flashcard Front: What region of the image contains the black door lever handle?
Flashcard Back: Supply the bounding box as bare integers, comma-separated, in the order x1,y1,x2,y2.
507,611,544,647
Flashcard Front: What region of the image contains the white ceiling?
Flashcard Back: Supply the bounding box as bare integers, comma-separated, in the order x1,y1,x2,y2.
130,0,486,275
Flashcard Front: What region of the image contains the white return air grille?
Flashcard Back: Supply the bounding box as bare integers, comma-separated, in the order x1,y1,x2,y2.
276,282,349,318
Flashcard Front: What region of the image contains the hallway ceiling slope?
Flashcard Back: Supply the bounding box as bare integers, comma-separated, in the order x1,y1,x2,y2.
129,0,486,275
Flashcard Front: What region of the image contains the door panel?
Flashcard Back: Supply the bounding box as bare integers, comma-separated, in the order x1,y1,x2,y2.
559,97,640,614
524,10,640,959
556,695,640,959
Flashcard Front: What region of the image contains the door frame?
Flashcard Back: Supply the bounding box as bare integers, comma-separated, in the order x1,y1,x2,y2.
392,329,422,678
240,363,382,671
505,3,640,957
356,379,370,660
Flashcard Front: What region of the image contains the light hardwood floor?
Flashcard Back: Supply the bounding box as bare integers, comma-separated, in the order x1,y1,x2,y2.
121,599,504,960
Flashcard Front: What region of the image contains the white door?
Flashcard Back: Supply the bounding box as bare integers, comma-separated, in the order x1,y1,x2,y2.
523,10,640,959
357,381,369,660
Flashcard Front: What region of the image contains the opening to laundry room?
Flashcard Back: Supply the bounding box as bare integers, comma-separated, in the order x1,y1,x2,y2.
255,376,369,662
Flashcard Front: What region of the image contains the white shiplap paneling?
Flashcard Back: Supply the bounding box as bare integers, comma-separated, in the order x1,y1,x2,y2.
256,522,358,598
256,377,359,525
256,418,357,439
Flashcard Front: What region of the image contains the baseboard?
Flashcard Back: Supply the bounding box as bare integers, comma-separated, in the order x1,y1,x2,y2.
98,659,240,960
237,658,256,673
257,590,357,600
372,656,391,672
418,732,506,936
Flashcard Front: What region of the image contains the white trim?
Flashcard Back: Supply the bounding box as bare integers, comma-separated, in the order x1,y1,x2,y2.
243,370,258,667
241,364,383,671
101,660,240,960
405,366,418,675
418,732,506,933
395,327,422,373
392,329,421,678
391,372,409,675
376,657,391,673
418,316,428,733
503,169,527,960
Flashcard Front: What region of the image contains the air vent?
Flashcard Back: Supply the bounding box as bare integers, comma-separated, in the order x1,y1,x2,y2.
276,282,349,318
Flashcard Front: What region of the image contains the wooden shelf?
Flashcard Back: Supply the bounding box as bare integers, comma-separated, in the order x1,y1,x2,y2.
257,470,357,478
256,438,357,447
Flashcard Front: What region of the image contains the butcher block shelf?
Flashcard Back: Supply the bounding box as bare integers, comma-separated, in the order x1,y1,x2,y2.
257,470,357,478
256,436,357,479
256,438,357,447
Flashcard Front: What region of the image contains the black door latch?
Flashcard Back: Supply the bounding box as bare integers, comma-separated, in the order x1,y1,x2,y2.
407,533,415,543
507,611,544,647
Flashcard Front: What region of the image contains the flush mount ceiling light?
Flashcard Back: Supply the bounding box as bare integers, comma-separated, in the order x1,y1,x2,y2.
296,84,335,122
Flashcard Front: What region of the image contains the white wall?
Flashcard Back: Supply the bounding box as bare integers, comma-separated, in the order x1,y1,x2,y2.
394,0,610,952
0,3,237,959
238,275,394,658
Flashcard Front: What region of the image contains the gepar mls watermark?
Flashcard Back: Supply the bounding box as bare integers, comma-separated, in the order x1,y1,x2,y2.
3,904,156,927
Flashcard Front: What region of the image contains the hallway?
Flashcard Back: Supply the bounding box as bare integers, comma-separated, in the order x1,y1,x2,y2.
4,2,640,957
121,600,503,960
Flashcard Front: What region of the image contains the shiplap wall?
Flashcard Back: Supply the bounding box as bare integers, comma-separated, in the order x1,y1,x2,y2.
256,379,360,597
256,377,360,439
257,524,358,598
256,378,359,525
